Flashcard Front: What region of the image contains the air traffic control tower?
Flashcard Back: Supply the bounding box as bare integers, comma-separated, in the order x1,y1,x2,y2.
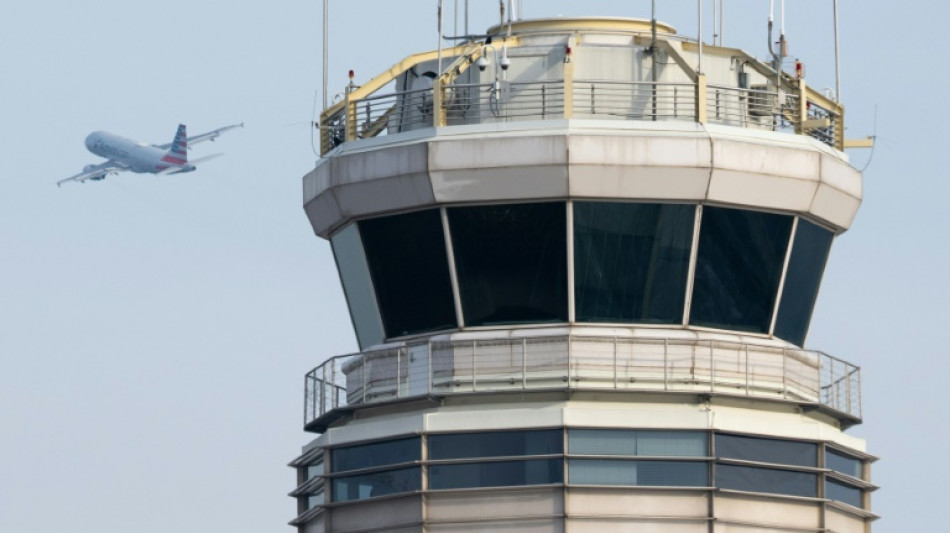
290,11,876,533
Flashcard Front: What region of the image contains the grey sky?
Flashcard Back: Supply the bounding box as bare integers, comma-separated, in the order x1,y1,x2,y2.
1,1,944,531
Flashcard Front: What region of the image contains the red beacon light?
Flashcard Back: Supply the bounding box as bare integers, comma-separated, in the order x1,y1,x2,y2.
795,60,804,80
565,45,573,63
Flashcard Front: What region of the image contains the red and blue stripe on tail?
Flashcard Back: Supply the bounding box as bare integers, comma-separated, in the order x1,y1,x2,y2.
161,124,188,166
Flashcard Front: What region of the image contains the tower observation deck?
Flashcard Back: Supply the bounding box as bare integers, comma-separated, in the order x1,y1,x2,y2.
290,11,875,533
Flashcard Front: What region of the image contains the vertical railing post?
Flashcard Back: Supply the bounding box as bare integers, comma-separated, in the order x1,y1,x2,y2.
344,88,358,142
782,348,788,399
321,364,327,415
522,338,528,390
433,78,447,127
709,341,715,392
331,359,338,409
472,340,477,391
397,347,403,399
427,340,433,396
695,74,708,124
541,84,547,117
562,34,577,119
745,345,750,396
361,353,368,405
664,338,669,391
613,337,619,389
794,78,807,135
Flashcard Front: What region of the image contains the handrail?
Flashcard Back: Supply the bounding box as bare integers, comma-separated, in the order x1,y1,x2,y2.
319,37,846,154
304,335,862,428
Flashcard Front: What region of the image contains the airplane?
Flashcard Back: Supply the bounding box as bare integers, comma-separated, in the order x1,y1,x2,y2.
57,122,243,187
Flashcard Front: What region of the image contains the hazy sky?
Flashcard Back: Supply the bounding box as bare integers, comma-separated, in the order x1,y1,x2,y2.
1,1,945,531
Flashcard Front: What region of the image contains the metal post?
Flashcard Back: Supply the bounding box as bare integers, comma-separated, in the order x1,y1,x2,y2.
427,340,433,395
397,347,403,398
833,0,841,101
321,363,327,415
613,337,618,389
362,353,368,404
782,348,788,399
472,340,477,391
522,338,528,390
322,0,328,111
697,0,703,74
664,338,669,390
744,345,750,395
709,341,715,392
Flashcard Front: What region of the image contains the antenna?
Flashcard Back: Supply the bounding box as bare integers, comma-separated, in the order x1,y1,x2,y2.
322,0,328,111
833,0,841,101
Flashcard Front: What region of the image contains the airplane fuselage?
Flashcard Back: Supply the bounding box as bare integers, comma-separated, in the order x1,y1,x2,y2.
85,132,194,174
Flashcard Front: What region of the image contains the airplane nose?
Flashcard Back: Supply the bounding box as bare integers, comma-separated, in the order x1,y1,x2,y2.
84,133,98,151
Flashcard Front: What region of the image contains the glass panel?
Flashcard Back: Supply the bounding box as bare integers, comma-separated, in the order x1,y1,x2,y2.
429,459,563,490
569,430,707,457
429,429,562,460
306,461,324,480
774,219,835,346
716,464,817,497
331,437,420,473
331,224,384,349
826,449,863,479
826,479,863,508
307,490,325,509
359,210,458,337
569,459,707,486
715,434,816,467
331,466,421,502
690,207,793,333
448,203,567,326
574,202,694,323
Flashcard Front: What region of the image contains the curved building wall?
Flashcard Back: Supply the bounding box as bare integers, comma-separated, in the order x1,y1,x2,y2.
331,202,835,349
291,400,875,532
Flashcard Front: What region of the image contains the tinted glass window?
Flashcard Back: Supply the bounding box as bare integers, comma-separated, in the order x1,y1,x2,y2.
331,437,420,473
716,464,817,497
429,459,563,490
429,429,562,460
826,479,863,508
690,207,793,333
570,459,707,486
332,466,421,502
569,430,707,457
448,203,567,326
331,224,384,349
716,434,816,467
773,219,834,346
359,210,458,337
826,449,863,479
574,202,694,324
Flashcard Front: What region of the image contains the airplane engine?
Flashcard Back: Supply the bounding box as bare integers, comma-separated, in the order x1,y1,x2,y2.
83,164,98,172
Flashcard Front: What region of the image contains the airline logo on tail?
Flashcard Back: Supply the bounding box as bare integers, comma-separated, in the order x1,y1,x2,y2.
162,124,189,166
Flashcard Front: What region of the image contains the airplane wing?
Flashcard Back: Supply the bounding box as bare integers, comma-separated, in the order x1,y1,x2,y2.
56,161,128,187
156,122,243,149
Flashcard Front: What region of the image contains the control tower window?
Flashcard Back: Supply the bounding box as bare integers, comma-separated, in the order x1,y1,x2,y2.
690,207,793,333
359,209,458,338
448,203,568,327
574,202,694,324
773,218,835,346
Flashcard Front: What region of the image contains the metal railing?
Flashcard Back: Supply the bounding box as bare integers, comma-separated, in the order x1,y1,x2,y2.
573,80,697,122
706,84,798,132
304,336,861,427
443,80,566,125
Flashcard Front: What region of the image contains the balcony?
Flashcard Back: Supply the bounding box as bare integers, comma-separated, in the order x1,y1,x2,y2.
304,334,861,432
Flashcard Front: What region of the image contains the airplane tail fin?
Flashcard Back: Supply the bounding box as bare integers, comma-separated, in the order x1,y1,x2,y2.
167,124,188,164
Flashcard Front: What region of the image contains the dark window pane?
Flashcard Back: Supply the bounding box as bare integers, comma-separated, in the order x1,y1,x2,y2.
716,434,816,467
331,467,421,502
569,459,707,486
331,224,384,349
429,429,563,460
826,479,863,508
826,449,863,479
448,203,567,326
574,202,694,324
569,430,707,457
716,464,817,497
359,210,458,337
429,459,563,490
331,437,420,473
774,219,834,346
690,207,793,333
